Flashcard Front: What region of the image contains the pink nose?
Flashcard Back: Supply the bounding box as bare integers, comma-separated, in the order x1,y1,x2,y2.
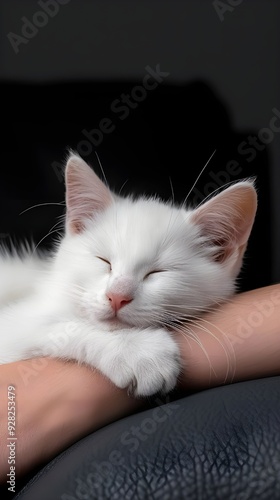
106,292,133,312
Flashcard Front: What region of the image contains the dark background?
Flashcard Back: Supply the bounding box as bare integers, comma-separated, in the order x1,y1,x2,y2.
0,0,280,293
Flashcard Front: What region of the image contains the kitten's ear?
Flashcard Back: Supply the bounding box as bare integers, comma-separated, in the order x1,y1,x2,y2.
190,181,257,277
65,154,113,234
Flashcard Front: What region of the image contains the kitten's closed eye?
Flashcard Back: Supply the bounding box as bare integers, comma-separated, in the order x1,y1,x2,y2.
144,270,166,280
96,256,112,271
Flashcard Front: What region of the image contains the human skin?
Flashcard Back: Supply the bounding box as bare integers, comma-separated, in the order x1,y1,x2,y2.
1,284,280,483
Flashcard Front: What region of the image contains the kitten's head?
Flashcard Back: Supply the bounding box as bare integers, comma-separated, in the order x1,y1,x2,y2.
55,154,257,329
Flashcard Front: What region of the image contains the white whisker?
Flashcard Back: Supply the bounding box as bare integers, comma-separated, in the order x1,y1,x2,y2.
95,151,109,188
183,149,216,206
20,201,65,215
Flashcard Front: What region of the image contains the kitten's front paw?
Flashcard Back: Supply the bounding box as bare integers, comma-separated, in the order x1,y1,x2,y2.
128,343,181,397
99,328,181,397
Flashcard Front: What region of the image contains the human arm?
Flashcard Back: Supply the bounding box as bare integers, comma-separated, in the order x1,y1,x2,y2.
176,283,280,390
0,358,143,482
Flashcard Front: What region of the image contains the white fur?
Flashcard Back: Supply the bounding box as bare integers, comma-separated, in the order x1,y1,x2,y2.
0,155,257,396
0,248,49,306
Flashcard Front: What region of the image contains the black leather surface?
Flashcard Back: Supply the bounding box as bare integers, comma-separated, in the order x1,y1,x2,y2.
14,376,280,500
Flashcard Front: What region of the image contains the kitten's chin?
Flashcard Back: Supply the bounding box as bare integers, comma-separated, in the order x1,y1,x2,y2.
101,317,130,331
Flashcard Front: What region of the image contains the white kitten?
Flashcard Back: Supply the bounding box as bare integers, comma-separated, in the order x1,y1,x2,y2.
0,154,257,396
